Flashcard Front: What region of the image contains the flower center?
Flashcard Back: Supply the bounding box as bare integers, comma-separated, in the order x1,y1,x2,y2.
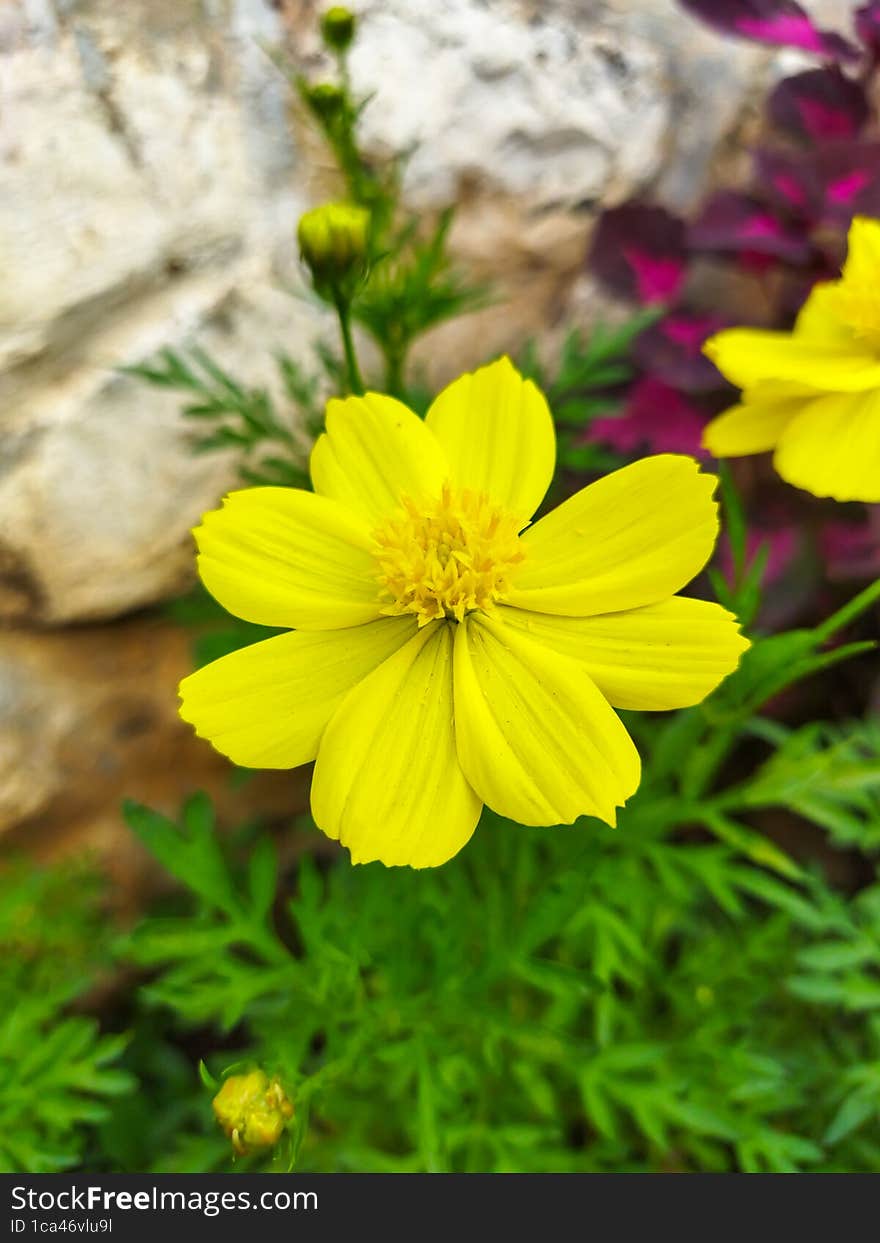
827,281,880,350
373,483,525,626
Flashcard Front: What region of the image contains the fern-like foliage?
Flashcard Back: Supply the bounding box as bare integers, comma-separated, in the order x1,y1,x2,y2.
0,862,133,1172
120,689,880,1176
519,313,659,478
737,719,880,850
124,348,323,488
352,210,490,399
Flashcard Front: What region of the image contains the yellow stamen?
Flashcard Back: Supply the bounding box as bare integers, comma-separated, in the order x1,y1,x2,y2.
373,483,525,626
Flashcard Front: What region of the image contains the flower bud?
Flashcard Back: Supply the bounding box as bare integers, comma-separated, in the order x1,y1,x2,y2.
297,201,370,298
212,1069,294,1157
320,6,356,52
304,81,346,124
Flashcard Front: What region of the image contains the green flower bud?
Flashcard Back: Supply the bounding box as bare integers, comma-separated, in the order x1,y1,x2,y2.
212,1070,294,1157
304,81,346,124
320,6,356,52
297,201,370,298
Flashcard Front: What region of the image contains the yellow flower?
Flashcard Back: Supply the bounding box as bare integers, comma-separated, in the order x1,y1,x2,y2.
212,1070,294,1157
180,358,748,869
703,217,880,501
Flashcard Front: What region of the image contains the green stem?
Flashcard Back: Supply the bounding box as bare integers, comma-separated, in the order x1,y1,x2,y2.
332,288,364,395
384,344,407,399
815,575,880,643
686,577,880,803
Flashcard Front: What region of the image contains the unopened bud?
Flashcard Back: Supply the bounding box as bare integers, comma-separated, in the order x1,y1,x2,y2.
320,6,356,52
297,201,370,298
212,1070,294,1157
304,82,346,123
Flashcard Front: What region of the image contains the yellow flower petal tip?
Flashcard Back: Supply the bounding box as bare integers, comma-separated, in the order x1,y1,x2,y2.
702,215,880,501
701,334,721,362
426,355,556,522
181,360,744,869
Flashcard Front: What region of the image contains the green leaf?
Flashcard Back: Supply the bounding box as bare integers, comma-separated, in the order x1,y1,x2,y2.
824,1091,877,1146
198,1060,218,1091
248,837,279,922
699,811,803,880
123,797,238,914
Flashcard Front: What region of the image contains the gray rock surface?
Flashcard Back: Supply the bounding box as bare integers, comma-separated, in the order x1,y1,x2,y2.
0,0,820,627
1,0,316,624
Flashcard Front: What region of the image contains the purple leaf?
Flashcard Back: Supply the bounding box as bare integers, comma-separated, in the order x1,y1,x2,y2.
816,142,880,223
856,3,880,56
587,377,709,458
757,142,880,226
768,67,869,143
821,511,880,581
634,313,731,392
753,149,823,218
588,204,688,305
689,190,813,262
679,0,858,58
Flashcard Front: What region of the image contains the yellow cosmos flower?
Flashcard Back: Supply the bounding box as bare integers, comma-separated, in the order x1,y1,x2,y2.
703,216,880,502
179,358,748,869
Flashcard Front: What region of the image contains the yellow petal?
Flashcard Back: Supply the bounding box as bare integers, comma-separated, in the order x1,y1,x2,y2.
795,283,859,346
179,616,418,768
773,389,880,502
841,215,880,285
310,392,447,526
703,386,806,456
453,614,640,827
425,357,555,522
195,487,381,629
703,328,880,393
498,598,749,711
507,455,719,617
311,622,482,868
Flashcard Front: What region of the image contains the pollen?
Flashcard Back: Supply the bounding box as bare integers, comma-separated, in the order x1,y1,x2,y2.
373,483,526,626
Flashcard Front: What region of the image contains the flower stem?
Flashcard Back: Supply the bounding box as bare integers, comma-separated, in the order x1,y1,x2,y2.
384,344,406,399
332,288,364,395
815,575,880,643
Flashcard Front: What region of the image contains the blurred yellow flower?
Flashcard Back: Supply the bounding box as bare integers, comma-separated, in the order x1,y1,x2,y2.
703,216,880,501
212,1070,293,1157
180,358,748,869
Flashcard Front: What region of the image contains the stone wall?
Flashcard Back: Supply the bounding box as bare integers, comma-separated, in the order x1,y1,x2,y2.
0,0,854,880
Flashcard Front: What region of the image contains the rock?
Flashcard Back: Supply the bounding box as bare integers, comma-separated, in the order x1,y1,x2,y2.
0,0,332,625
1,0,830,627
325,0,772,213
0,616,311,909
285,0,786,388
0,277,331,625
